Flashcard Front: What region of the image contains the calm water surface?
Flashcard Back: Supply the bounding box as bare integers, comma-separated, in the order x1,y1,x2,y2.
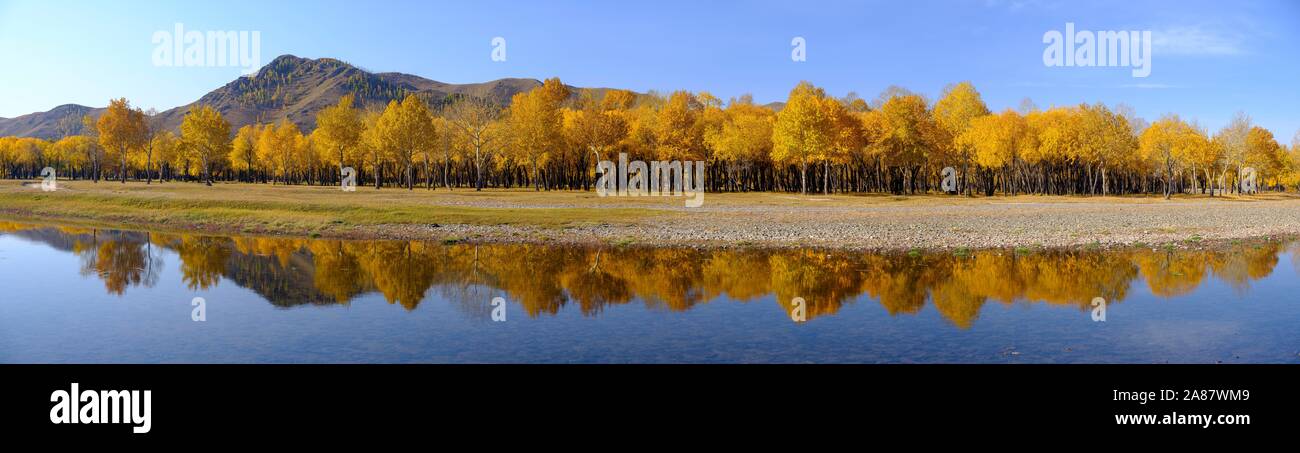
1,220,1298,363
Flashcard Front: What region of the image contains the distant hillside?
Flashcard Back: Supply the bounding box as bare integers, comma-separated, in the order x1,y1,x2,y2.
0,54,595,139
0,104,104,139
148,55,549,134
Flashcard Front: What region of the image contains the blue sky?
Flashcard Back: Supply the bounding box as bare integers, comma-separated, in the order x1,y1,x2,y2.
1,0,1297,140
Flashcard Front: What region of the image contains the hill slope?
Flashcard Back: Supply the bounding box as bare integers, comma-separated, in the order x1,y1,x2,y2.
0,55,561,139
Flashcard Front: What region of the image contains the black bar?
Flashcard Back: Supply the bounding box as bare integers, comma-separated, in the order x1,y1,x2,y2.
2,364,1292,440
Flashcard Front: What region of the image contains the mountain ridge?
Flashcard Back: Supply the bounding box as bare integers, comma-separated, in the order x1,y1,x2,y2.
0,55,573,139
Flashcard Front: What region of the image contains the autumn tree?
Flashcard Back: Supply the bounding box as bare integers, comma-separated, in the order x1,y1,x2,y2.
772,82,833,194
151,131,180,182
705,99,774,191
1140,115,1195,199
873,91,941,194
445,96,502,191
230,124,261,182
1244,126,1284,190
179,104,231,186
507,79,569,190
957,109,1034,195
563,93,629,190
257,119,305,185
933,82,990,194
96,98,147,184
1213,112,1252,194
315,94,364,173
374,94,435,190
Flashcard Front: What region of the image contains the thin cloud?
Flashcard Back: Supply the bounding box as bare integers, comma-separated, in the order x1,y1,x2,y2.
1119,83,1179,89
1152,26,1245,56
981,0,1060,12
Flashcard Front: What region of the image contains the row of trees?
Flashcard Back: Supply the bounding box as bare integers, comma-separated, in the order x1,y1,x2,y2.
3,80,1298,196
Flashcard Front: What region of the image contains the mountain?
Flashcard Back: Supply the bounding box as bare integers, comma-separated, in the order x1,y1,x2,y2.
0,55,577,139
0,104,104,139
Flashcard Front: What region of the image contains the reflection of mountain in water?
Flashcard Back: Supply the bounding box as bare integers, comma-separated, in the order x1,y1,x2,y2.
0,221,1291,328
222,250,337,308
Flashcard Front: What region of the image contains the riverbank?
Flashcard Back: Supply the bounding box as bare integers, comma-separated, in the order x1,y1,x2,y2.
2,180,1298,251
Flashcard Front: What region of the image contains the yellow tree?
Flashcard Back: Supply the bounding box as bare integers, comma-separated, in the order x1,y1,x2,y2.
705,100,773,191
430,115,457,189
932,82,990,194
874,92,941,193
179,104,231,186
257,119,304,185
1076,104,1137,195
508,82,567,190
230,124,261,182
1025,107,1086,194
374,94,435,190
445,96,502,191
1281,134,1300,191
1140,114,1194,199
654,91,705,162
151,131,180,182
359,109,389,189
563,97,628,189
0,136,14,178
1245,126,1284,190
772,81,832,194
51,136,86,178
957,109,1033,195
315,94,364,172
1180,125,1218,195
821,96,864,193
1213,112,1252,194
96,98,147,183
79,115,105,182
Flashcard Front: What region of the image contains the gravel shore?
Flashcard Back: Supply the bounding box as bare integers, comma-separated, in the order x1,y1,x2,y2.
393,197,1300,251
5,180,1298,251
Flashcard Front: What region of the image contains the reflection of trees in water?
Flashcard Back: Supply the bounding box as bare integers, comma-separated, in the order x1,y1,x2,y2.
72,232,163,295
0,222,1290,328
1293,243,1300,279
437,245,504,320
9,227,165,296
1209,243,1282,295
